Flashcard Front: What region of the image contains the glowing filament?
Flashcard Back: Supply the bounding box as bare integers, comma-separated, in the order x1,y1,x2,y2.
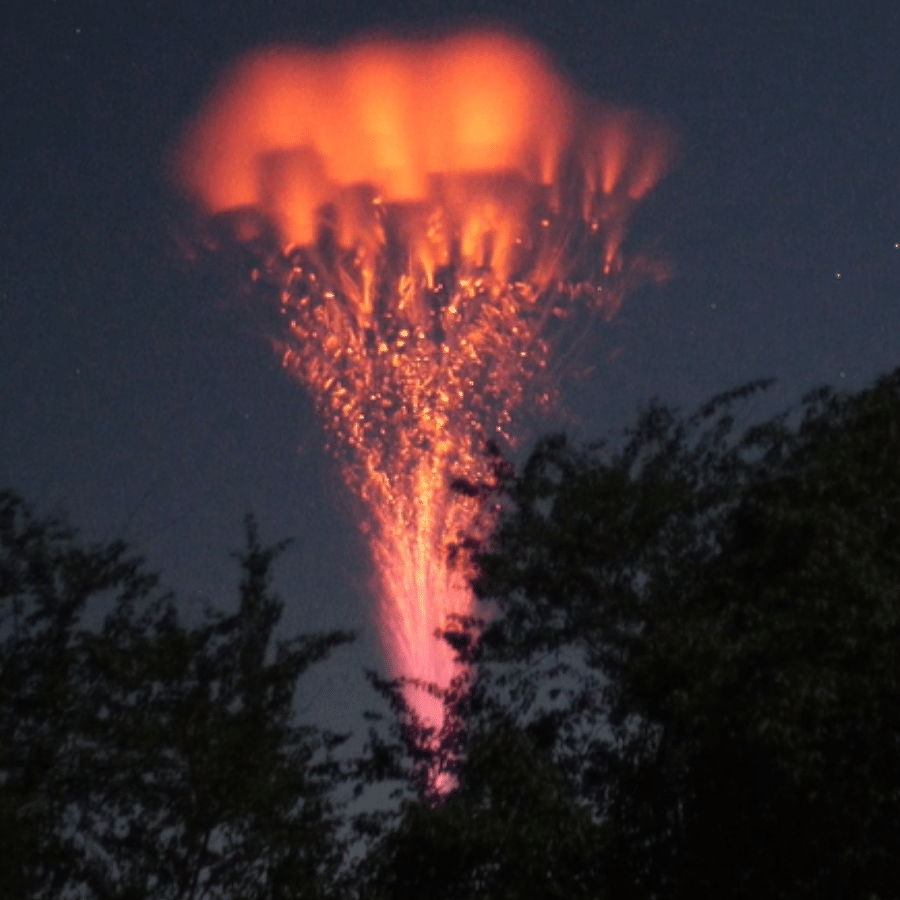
174,29,675,730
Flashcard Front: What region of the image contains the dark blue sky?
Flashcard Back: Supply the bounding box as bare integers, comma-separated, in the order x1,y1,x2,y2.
2,0,899,722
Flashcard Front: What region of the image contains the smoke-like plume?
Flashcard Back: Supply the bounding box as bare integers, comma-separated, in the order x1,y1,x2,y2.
174,29,676,741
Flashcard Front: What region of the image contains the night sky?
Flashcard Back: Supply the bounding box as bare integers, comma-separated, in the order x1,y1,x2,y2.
3,0,900,725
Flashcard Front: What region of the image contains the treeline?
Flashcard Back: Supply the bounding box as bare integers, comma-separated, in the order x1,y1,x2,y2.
3,367,900,899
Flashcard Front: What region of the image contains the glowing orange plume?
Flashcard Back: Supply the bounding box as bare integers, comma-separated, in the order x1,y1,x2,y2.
174,30,675,739
175,32,673,245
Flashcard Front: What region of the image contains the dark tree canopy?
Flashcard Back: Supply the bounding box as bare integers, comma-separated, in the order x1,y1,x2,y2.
359,368,900,900
5,365,900,900
0,495,353,900
463,369,900,900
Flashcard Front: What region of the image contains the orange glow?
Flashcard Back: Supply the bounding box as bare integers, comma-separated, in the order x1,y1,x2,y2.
175,30,675,738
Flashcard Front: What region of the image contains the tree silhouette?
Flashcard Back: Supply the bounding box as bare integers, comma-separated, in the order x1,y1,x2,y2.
362,368,900,900
0,495,353,900
7,365,900,898
467,370,900,899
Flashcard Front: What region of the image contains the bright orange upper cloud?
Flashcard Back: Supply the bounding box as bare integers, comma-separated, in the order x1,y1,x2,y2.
174,30,674,248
